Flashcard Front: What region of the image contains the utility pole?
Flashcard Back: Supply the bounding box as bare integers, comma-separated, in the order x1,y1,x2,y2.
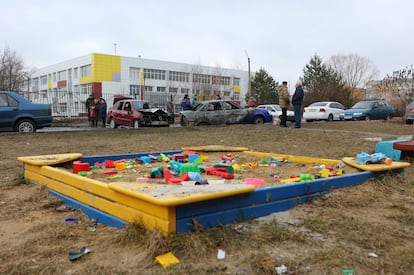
244,50,251,96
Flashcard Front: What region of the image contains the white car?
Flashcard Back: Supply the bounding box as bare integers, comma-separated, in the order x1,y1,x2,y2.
303,101,345,122
257,104,295,121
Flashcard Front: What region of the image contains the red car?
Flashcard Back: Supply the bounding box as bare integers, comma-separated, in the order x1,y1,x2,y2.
107,96,170,128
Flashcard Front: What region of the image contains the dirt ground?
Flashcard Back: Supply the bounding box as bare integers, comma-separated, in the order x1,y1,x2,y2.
1,121,413,274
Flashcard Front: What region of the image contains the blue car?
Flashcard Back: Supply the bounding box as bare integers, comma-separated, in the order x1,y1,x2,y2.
0,91,53,132
180,99,273,126
340,99,394,121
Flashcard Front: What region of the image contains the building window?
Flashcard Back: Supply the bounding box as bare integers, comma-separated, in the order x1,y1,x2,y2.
233,77,240,86
32,77,39,92
40,75,47,86
58,70,67,81
80,65,91,77
212,75,230,86
74,68,78,79
130,67,140,81
169,87,178,93
169,71,189,82
193,73,211,84
145,86,153,92
144,69,166,80
130,85,140,95
157,87,166,92
81,83,91,95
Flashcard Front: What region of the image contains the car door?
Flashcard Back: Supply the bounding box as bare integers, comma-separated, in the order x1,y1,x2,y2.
0,93,20,130
331,102,345,120
123,101,137,126
223,101,248,124
371,101,384,119
113,101,127,125
204,101,225,125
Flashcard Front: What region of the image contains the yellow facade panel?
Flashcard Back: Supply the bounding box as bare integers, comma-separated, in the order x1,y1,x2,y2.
92,53,121,82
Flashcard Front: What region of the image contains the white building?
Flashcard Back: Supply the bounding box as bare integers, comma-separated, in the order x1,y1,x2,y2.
29,53,248,116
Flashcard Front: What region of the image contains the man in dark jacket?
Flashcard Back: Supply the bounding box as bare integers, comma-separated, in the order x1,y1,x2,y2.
292,82,304,128
181,94,192,111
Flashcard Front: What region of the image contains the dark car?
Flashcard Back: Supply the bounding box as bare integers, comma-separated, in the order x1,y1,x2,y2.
404,100,414,124
106,96,170,128
180,99,273,126
0,91,53,132
340,99,395,121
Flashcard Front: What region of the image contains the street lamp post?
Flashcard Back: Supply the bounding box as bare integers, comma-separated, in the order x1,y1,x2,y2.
244,50,251,96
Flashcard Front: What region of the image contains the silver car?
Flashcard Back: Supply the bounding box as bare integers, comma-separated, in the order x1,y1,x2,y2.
180,100,273,126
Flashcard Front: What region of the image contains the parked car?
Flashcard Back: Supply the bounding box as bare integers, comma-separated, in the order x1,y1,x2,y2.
257,104,295,122
106,96,170,128
0,91,53,133
404,100,414,124
303,101,345,122
340,99,395,121
180,99,273,126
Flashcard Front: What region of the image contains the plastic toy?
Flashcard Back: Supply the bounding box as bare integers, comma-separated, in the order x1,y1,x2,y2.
204,166,235,179
356,151,392,165
72,161,91,174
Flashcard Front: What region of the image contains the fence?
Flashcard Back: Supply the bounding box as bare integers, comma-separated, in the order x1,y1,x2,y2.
21,90,184,120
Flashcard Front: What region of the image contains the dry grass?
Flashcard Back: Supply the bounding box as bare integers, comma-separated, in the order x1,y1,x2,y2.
0,120,413,274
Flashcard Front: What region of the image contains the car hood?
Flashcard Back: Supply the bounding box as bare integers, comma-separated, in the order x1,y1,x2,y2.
139,108,165,113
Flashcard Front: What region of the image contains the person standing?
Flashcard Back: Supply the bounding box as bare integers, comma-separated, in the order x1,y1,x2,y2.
181,94,192,111
92,98,100,127
278,81,290,127
191,95,198,107
292,82,304,128
85,94,95,126
98,98,107,128
247,96,257,108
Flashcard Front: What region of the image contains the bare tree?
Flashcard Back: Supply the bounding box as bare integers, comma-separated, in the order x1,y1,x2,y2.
382,66,414,115
0,46,28,91
327,54,379,88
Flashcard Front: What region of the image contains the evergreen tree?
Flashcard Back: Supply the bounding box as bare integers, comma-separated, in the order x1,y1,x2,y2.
302,54,346,107
246,68,278,104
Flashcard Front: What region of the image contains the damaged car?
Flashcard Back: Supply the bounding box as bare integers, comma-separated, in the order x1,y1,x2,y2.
107,96,170,128
180,99,273,126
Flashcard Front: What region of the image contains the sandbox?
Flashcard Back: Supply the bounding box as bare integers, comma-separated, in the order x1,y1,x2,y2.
18,146,409,233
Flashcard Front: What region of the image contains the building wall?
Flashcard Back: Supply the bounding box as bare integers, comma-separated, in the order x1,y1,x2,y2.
29,53,248,116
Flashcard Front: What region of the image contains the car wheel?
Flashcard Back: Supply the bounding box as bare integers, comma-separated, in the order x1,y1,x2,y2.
365,115,371,121
109,118,117,128
327,114,334,121
406,119,413,125
252,116,264,124
15,119,36,133
133,120,140,129
386,114,392,121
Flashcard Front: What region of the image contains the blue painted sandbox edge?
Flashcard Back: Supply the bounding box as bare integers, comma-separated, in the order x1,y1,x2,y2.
48,190,127,228
176,171,374,219
176,193,323,232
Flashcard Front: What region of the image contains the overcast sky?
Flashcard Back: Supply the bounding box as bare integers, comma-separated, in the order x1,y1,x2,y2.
2,0,413,86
